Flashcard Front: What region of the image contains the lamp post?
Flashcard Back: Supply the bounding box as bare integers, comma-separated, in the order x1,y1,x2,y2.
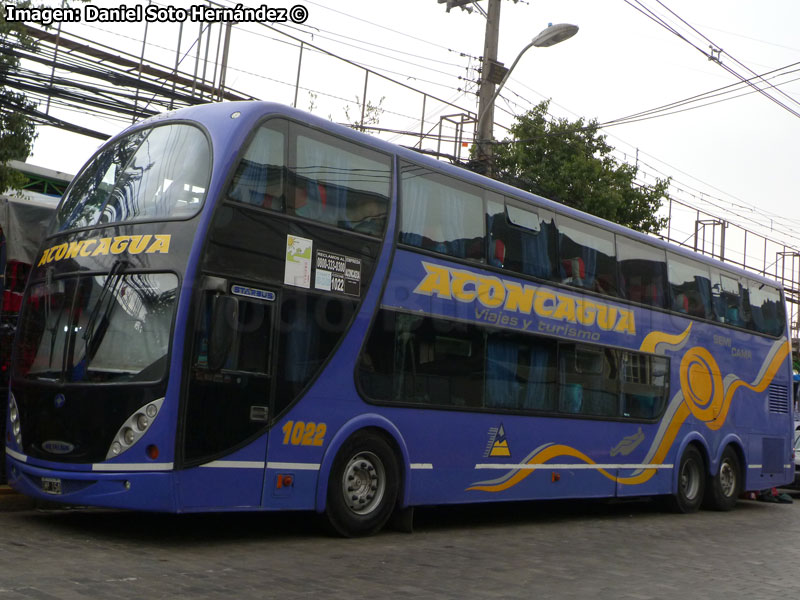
476,22,579,176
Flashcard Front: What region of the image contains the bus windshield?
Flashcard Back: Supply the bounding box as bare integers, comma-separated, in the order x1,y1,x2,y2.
14,272,178,383
52,123,210,233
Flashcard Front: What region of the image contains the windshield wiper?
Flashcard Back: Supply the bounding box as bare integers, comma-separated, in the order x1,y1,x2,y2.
82,259,128,362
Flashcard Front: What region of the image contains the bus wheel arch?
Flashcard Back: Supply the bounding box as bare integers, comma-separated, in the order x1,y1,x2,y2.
703,443,744,511
322,427,403,537
315,416,409,532
667,441,708,513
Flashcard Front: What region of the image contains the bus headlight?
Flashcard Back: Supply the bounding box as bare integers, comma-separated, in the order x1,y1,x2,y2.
106,398,164,460
8,392,22,448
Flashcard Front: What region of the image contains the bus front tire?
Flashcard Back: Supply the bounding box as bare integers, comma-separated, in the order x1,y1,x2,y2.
325,431,399,537
702,446,741,511
667,445,705,513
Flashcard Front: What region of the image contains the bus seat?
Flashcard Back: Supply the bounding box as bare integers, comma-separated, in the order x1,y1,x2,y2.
674,293,689,313
491,239,506,268
561,257,585,284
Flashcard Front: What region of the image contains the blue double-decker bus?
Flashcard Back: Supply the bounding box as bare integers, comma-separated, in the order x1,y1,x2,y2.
5,102,793,536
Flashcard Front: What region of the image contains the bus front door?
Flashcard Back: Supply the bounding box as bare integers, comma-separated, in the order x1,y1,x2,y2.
178,287,278,509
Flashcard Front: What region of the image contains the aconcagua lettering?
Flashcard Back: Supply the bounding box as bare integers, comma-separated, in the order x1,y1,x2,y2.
413,261,636,336
38,234,172,266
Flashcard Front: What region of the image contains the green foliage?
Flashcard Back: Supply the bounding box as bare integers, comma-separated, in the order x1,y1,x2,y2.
0,0,38,193
489,100,669,234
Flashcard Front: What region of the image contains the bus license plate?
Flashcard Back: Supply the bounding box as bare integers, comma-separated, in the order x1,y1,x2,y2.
41,477,62,495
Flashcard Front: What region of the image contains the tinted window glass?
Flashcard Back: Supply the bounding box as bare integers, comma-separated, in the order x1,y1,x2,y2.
14,272,179,383
186,291,273,463
748,281,784,336
359,310,485,407
228,123,286,211
668,255,712,318
559,345,620,417
710,270,746,327
227,121,391,237
274,292,358,414
14,278,74,380
557,216,618,296
621,353,668,419
400,163,484,261
618,237,667,308
487,198,557,280
290,127,391,236
485,331,556,411
54,131,147,232
54,124,209,232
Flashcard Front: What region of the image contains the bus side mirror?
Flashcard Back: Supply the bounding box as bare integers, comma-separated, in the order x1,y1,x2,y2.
208,295,238,371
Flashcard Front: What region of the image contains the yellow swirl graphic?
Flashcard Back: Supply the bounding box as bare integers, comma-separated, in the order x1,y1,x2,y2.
681,347,723,423
468,339,791,493
639,323,692,354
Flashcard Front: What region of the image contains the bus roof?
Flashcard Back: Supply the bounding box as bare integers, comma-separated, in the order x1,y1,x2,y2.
120,100,787,291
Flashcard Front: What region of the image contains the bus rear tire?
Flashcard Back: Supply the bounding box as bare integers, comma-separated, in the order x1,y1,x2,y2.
325,431,399,537
666,445,705,513
702,446,741,511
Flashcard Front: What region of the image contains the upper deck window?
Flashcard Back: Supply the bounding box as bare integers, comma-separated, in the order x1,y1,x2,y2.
557,216,619,296
617,237,667,308
668,254,713,319
748,280,785,336
399,162,484,261
227,120,391,237
54,124,210,232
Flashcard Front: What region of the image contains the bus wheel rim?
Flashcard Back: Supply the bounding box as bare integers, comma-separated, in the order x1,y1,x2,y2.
342,451,386,515
719,459,736,497
680,459,700,500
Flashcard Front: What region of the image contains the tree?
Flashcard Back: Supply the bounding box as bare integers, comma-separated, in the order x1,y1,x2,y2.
0,1,38,193
488,100,669,234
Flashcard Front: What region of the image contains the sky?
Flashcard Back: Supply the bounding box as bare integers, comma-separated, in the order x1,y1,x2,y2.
19,0,800,273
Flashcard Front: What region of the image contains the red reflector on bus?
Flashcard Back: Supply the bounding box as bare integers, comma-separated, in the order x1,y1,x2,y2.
146,445,159,460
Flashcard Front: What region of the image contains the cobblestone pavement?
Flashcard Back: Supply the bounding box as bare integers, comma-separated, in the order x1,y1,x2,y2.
0,487,798,599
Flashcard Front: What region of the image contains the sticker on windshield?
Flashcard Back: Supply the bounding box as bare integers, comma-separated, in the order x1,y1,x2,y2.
284,235,313,289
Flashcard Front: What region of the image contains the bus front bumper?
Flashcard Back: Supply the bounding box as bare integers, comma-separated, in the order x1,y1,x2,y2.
6,453,177,512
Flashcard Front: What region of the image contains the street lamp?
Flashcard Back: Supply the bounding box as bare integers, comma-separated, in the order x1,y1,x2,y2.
476,22,579,173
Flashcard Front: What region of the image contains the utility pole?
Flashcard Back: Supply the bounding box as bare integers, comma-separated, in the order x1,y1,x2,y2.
476,0,502,176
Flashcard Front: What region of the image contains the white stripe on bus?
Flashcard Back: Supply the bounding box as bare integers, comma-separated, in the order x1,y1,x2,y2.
267,462,321,471
201,460,265,469
5,447,26,462
475,463,674,471
92,463,174,472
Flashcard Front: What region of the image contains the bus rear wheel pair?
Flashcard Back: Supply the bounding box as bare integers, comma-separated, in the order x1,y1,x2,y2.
669,445,741,513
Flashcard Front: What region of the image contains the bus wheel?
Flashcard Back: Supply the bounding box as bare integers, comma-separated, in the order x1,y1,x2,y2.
702,446,741,511
667,445,705,513
325,431,399,537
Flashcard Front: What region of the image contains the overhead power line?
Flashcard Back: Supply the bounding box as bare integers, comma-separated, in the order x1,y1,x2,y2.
624,0,800,120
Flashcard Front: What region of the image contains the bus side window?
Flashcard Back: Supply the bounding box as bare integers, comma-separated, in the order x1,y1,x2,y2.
667,254,713,319
490,199,558,282
617,237,668,308
622,353,668,419
485,332,557,412
290,126,390,236
399,162,484,261
711,271,746,327
747,281,784,336
559,345,620,417
556,216,619,297
357,310,484,408
227,124,286,212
